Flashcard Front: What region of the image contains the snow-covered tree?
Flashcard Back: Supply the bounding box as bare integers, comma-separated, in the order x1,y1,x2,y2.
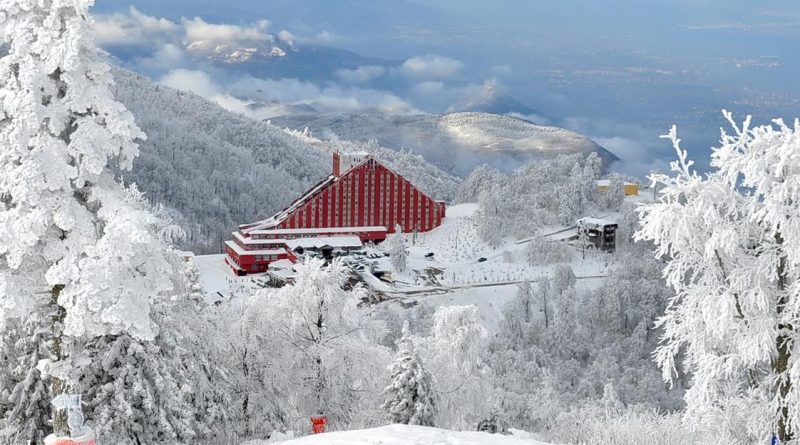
457,164,506,204
72,251,234,444
264,258,389,428
470,153,602,242
383,322,436,426
416,305,489,428
211,292,286,440
499,281,535,343
0,1,189,440
525,236,572,266
0,317,52,443
389,224,408,272
603,176,626,211
635,113,800,442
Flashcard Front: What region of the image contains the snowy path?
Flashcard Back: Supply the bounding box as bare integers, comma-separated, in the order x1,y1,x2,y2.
377,275,607,298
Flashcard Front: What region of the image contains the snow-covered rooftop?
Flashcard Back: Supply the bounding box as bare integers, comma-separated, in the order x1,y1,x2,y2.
597,179,637,187
240,174,337,232
249,226,387,236
224,240,286,257
269,259,295,270
578,217,616,227
286,236,362,250
232,231,289,245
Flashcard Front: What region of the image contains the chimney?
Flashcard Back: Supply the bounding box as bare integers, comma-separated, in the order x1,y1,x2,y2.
332,151,341,177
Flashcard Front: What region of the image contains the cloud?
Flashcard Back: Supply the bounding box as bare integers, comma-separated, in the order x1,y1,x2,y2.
158,68,418,118
562,116,674,178
229,76,418,114
159,69,263,118
277,30,295,45
94,10,481,116
398,55,464,79
334,65,386,83
294,30,341,45
411,81,445,95
136,43,188,72
93,7,179,46
182,17,273,52
160,69,220,97
683,22,800,35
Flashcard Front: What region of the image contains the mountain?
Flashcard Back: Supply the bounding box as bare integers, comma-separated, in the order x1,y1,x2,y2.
450,82,543,119
191,43,390,83
269,111,618,176
111,68,459,253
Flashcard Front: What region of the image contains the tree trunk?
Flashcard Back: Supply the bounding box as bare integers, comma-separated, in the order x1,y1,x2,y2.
315,306,325,416
50,285,70,438
775,232,792,443
776,331,791,442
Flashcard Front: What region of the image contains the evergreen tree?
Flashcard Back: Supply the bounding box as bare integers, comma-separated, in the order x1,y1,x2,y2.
383,322,436,426
0,318,52,443
0,1,192,441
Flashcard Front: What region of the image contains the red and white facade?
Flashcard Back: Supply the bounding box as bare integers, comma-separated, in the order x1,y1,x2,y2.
225,152,447,275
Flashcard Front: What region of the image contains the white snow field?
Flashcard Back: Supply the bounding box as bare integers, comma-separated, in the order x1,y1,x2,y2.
247,425,551,445
194,201,622,331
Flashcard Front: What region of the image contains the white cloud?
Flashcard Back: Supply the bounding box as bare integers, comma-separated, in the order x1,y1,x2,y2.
277,30,295,45
137,43,187,72
159,69,260,117
292,30,341,45
160,69,220,97
411,81,445,95
229,76,418,114
93,7,179,46
182,17,273,51
158,69,417,117
334,65,386,83
562,116,673,178
398,55,464,79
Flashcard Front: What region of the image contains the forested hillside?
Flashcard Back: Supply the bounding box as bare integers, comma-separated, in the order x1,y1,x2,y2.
111,70,460,253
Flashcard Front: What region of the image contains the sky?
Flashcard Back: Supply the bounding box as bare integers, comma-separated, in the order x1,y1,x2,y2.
93,0,800,176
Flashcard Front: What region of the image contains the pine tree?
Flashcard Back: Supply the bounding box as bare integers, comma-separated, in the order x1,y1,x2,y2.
383,322,436,426
0,318,52,443
0,1,184,440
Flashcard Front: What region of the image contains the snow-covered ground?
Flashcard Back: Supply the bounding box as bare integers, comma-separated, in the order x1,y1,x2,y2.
192,254,257,300
194,202,622,330
244,425,551,445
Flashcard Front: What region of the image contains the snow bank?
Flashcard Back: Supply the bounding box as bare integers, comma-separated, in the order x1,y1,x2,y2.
258,424,551,445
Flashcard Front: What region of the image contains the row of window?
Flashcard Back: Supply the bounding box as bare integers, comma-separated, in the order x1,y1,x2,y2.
301,171,438,230
252,254,280,262
276,168,441,231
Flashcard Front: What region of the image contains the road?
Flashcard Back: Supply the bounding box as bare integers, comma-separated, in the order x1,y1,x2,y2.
377,274,607,299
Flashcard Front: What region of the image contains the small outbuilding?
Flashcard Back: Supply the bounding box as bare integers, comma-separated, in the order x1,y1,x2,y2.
596,179,639,196
577,217,618,252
